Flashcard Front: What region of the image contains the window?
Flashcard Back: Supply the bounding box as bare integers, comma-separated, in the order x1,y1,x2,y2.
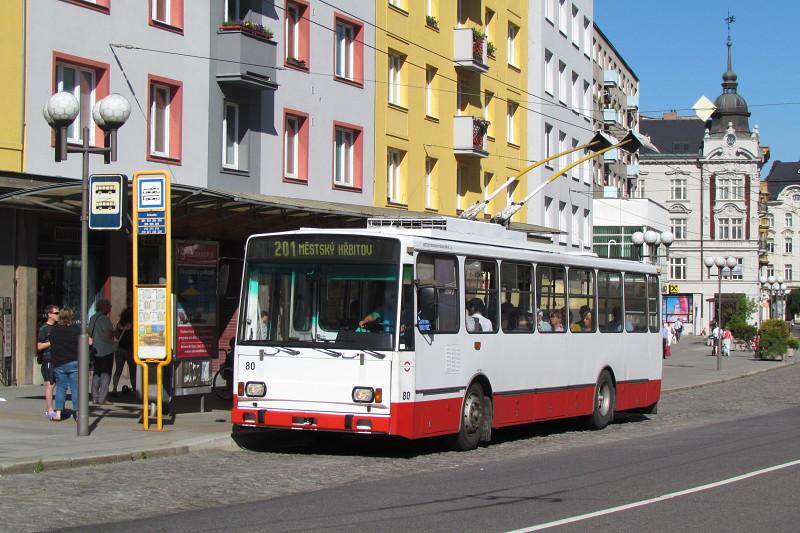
387,148,403,204
544,124,553,166
598,271,623,333
334,17,363,84
558,201,566,244
785,265,793,281
507,23,518,66
333,123,362,188
568,268,595,333
558,61,567,104
537,265,566,333
767,238,775,253
465,258,498,333
148,76,182,161
558,0,567,34
485,8,494,53
670,257,687,280
624,273,647,333
731,218,743,240
544,50,554,96
283,111,308,181
768,214,774,228
388,52,404,106
545,0,553,21
222,101,240,169
506,102,518,145
558,130,566,157
718,218,731,240
731,257,743,280
151,0,182,29
767,264,774,278
544,196,553,228
500,262,534,333
571,5,579,47
671,218,687,240
425,157,438,210
785,213,793,227
571,138,579,180
571,72,579,110
583,17,591,56
484,91,494,138
648,275,660,333
483,172,492,215
583,81,591,119
717,176,743,200
417,254,459,333
670,177,687,200
56,62,97,144
425,66,437,117
457,166,464,210
583,209,590,245
785,236,793,254
571,206,579,246
285,1,309,67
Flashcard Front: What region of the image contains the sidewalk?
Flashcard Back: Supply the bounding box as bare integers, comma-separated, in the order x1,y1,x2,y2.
0,338,795,475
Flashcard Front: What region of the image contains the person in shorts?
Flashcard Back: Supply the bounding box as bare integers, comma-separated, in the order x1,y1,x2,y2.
37,305,59,419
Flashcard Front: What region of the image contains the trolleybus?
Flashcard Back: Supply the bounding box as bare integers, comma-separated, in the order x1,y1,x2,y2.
231,217,662,450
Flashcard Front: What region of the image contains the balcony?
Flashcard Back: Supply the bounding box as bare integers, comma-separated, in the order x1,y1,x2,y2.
626,164,639,177
625,94,639,109
758,239,770,254
759,217,770,230
214,24,278,90
603,108,619,125
593,186,621,199
454,28,488,73
603,69,619,87
453,115,489,158
758,201,768,216
603,148,619,162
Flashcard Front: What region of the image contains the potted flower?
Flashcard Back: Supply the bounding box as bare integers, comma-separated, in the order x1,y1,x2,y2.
426,15,439,29
487,41,496,57
287,56,307,67
471,28,486,59
219,19,274,40
472,118,490,149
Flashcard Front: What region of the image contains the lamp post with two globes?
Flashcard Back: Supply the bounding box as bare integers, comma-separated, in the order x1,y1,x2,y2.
704,255,738,371
43,91,131,437
630,229,675,266
759,274,788,321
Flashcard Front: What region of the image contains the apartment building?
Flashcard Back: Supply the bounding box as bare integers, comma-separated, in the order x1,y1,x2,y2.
762,161,800,303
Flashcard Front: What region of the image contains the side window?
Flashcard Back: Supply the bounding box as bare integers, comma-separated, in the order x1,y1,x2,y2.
568,268,595,333
537,265,566,333
400,264,415,351
464,258,498,333
597,271,623,333
417,253,459,333
624,273,647,332
648,274,660,333
500,262,534,333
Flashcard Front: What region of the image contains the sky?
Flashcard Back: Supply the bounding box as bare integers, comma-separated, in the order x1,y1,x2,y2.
594,0,800,176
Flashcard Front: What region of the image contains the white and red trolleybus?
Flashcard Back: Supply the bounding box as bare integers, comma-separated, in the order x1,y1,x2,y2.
231,217,662,450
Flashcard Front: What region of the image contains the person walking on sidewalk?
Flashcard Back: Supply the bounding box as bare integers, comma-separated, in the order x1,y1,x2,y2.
37,304,59,419
48,308,80,421
111,306,134,397
674,318,683,342
722,326,733,356
661,321,672,358
89,299,115,405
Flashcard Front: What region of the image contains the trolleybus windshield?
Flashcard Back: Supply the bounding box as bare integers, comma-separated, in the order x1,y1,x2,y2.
240,236,401,351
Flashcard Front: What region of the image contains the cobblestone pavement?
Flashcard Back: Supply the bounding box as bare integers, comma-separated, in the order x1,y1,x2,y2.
3,364,800,533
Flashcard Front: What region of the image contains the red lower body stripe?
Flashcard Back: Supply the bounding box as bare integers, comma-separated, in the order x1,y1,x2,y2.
232,380,661,440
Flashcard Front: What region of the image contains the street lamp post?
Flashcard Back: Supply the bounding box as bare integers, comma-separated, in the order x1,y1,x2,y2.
631,229,674,266
44,91,131,437
704,255,737,371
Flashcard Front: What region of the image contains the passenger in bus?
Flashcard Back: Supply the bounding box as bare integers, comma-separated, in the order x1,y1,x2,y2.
537,310,552,332
549,310,565,332
466,298,492,332
501,293,516,329
607,307,623,332
570,306,593,333
258,310,270,339
512,311,534,331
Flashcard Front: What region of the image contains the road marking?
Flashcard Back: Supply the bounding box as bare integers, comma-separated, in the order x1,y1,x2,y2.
508,458,800,532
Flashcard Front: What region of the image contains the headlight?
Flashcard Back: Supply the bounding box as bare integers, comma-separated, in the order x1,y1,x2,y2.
245,381,266,397
352,387,374,403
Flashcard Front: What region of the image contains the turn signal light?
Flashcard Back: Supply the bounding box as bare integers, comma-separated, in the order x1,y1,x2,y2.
374,388,383,403
237,382,245,397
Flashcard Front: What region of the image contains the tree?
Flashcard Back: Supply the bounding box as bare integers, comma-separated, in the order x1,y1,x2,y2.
723,295,759,325
786,290,800,320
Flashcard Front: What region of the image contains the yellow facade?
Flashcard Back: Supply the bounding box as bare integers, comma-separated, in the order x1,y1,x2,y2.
0,1,25,171
375,0,528,222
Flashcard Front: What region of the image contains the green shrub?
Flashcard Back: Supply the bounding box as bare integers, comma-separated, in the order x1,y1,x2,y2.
728,319,757,343
758,319,794,359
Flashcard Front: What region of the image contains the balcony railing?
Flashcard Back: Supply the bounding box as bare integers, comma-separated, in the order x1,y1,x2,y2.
214,23,278,90
603,108,619,125
453,115,489,158
603,148,619,162
626,164,639,177
454,28,488,73
625,94,639,109
603,69,619,87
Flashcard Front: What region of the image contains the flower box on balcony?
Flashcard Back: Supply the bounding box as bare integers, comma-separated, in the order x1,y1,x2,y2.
219,20,274,40
286,56,307,68
426,16,439,29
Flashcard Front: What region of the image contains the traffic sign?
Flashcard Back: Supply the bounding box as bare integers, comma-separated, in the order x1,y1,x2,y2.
89,174,127,230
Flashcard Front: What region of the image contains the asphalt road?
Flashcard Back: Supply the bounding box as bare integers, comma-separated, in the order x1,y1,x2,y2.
5,362,786,533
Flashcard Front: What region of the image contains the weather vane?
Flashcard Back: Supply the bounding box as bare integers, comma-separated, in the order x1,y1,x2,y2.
725,10,736,45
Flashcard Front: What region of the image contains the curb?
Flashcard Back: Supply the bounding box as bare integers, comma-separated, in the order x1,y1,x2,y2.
0,434,235,476
664,354,796,393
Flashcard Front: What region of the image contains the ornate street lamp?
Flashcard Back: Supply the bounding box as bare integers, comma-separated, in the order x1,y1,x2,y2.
704,255,738,371
44,91,131,437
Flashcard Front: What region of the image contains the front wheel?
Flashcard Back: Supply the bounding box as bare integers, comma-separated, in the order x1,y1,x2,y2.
588,370,615,430
452,382,488,451
212,368,233,400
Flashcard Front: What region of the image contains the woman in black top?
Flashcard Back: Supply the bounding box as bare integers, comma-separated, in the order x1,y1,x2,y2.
49,308,81,421
111,306,135,396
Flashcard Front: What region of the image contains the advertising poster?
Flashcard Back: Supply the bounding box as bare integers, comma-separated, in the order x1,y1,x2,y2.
175,241,218,359
137,287,167,360
662,294,693,324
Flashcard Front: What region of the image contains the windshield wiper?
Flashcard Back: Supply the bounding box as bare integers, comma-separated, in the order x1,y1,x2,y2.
313,347,342,358
361,349,385,359
276,346,300,355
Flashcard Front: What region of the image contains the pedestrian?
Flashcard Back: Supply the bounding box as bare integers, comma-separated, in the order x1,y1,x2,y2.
674,318,683,342
711,321,721,356
48,308,80,421
37,304,59,419
89,299,115,405
722,326,733,356
669,322,677,344
661,320,672,358
111,306,135,397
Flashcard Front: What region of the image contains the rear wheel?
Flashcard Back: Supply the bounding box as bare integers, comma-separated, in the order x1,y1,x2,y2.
589,370,615,430
453,382,486,451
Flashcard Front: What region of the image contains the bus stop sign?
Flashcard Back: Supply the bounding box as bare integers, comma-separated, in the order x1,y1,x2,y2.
88,174,127,230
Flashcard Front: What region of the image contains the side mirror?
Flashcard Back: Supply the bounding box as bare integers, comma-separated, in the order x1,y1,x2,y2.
416,285,436,332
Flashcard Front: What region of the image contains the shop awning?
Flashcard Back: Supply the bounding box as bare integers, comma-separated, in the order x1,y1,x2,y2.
0,175,559,242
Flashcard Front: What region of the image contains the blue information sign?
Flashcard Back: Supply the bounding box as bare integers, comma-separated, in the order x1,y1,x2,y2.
137,210,166,234
89,174,127,230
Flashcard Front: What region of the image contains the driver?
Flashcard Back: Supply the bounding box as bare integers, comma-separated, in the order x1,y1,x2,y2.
358,286,396,332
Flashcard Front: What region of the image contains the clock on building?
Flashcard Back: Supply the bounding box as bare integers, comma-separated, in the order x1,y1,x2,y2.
725,133,737,146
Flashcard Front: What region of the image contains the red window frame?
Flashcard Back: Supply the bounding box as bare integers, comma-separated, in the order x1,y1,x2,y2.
59,0,110,14
332,13,364,87
284,0,310,71
331,121,363,191
146,74,183,164
283,109,309,183
51,52,110,148
148,0,184,34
